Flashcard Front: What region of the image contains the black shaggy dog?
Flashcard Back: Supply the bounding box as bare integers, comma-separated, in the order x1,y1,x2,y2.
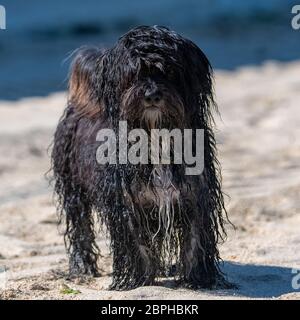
51,26,230,290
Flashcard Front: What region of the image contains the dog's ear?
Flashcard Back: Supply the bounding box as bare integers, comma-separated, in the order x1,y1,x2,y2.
182,40,213,94
69,47,106,119
180,39,216,121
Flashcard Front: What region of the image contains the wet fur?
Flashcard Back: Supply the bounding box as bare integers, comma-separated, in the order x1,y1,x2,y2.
51,26,231,290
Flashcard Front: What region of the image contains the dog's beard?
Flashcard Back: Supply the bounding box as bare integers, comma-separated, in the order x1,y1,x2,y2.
121,90,185,130
142,107,163,130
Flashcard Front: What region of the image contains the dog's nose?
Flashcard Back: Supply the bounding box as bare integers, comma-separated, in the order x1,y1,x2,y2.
144,88,162,106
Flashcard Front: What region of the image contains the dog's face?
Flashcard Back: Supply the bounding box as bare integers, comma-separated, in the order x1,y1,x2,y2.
69,26,214,130
121,61,185,130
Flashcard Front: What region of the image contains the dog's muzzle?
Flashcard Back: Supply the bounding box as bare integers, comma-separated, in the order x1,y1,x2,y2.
144,87,163,107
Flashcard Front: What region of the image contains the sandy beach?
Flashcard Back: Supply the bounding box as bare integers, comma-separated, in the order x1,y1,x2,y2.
0,61,299,300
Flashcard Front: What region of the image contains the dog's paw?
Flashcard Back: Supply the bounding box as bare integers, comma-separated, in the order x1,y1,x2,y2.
109,276,155,291
178,277,237,290
69,263,101,278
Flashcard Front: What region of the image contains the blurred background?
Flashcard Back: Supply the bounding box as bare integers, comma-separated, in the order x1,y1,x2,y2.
0,0,300,300
0,0,299,100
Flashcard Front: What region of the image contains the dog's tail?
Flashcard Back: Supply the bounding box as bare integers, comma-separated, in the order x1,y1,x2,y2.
50,105,79,224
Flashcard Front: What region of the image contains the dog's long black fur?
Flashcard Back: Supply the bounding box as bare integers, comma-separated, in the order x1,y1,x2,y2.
51,26,230,290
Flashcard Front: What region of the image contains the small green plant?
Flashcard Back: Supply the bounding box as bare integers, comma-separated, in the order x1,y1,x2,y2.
60,284,81,295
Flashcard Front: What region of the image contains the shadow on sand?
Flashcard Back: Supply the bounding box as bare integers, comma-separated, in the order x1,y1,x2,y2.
221,261,299,298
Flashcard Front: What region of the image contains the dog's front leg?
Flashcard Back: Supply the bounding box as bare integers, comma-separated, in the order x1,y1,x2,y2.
180,213,221,289
109,215,159,290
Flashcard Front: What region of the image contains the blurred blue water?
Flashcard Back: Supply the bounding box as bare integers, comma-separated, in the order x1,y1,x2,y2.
0,0,299,100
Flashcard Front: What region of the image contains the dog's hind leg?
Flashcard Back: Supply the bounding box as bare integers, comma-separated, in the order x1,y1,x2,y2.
51,106,100,277
64,187,100,277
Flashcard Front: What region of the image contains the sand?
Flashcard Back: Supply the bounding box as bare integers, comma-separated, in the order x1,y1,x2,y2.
0,61,299,300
